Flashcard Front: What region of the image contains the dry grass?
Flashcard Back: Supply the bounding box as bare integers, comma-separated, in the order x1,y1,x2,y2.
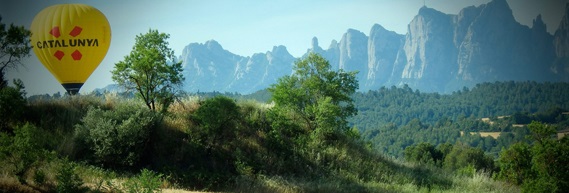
475,132,502,139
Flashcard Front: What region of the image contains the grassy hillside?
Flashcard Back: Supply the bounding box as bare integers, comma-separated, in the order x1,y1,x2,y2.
0,93,519,192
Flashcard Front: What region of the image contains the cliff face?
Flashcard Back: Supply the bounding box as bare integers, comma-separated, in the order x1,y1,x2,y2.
389,7,457,92
554,3,569,81
174,0,569,94
367,24,404,89
180,40,293,93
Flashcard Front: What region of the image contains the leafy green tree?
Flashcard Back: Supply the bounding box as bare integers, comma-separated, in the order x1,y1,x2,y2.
0,79,26,131
404,142,443,166
191,96,240,149
112,29,183,111
497,142,533,185
0,16,32,87
443,144,495,173
498,121,569,193
0,17,30,131
269,52,358,138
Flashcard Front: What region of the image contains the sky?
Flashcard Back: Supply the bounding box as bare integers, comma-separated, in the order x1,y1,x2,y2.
1,0,568,95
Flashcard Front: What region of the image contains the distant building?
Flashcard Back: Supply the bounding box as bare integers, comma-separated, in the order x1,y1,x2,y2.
558,128,569,140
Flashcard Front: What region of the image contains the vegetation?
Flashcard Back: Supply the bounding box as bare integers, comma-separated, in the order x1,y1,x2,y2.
0,17,31,132
4,54,541,193
356,83,569,158
498,121,569,193
269,52,358,141
0,16,32,87
111,29,184,112
74,103,160,168
2,22,567,192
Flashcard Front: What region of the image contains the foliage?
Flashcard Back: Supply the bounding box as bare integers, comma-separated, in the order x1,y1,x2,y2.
124,168,163,193
404,142,495,175
0,123,55,185
359,81,569,158
0,16,32,87
74,103,159,168
112,29,184,111
56,160,84,193
498,121,569,193
443,144,495,173
3,82,545,192
269,52,358,138
404,142,443,166
0,79,26,131
353,81,569,129
497,142,533,185
191,96,240,149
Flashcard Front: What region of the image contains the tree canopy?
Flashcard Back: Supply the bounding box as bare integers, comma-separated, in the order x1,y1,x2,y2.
111,29,183,111
269,52,358,139
0,16,32,87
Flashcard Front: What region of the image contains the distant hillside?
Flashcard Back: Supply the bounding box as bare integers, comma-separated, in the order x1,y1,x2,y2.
351,81,569,130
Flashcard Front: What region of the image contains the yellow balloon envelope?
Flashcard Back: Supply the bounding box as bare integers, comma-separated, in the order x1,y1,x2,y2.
30,4,111,94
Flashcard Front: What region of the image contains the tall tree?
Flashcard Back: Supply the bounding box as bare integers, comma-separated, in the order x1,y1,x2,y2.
269,52,358,137
112,29,183,111
0,16,32,87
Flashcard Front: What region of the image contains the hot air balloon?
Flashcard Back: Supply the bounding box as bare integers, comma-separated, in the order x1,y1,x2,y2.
30,4,111,95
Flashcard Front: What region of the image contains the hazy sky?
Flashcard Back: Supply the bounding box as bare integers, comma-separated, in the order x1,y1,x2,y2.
1,0,568,95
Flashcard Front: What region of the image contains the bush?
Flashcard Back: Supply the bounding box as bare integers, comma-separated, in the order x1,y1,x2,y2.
74,103,159,168
443,144,495,173
191,96,240,148
404,142,443,166
0,123,55,184
498,122,569,193
0,80,26,131
124,168,163,193
56,160,84,193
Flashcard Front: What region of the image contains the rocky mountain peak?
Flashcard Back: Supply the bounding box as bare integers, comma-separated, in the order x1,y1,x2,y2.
270,45,290,57
533,14,546,32
311,37,319,49
339,29,368,76
172,0,568,94
479,0,516,25
205,40,223,51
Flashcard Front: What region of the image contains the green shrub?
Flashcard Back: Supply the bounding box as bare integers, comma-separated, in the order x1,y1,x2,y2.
0,80,26,131
497,142,533,185
404,142,443,166
56,160,84,193
498,122,569,192
124,168,163,193
33,169,46,186
522,176,557,193
74,104,159,168
0,123,55,184
191,96,240,148
443,144,495,173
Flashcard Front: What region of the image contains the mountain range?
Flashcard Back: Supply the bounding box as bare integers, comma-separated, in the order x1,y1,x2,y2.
164,0,569,94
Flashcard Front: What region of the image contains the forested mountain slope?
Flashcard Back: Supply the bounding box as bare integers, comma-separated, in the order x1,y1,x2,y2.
351,81,569,130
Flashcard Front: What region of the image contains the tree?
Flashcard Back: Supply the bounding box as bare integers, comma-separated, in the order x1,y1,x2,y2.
404,142,443,166
0,79,26,131
269,52,358,138
497,142,533,185
112,29,183,111
498,122,569,193
0,16,32,87
0,17,30,131
191,96,240,149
